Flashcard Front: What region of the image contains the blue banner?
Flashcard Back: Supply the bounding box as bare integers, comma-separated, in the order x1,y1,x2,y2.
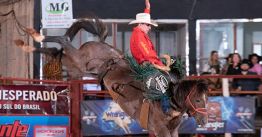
0,116,69,137
179,96,255,134
81,100,147,136
81,97,255,136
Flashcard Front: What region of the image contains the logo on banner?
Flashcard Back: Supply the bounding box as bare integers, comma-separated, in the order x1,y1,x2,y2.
34,126,68,137
0,120,29,137
41,0,73,28
0,85,70,114
46,2,69,14
102,102,132,134
197,102,225,132
236,107,252,119
236,107,254,132
82,111,97,125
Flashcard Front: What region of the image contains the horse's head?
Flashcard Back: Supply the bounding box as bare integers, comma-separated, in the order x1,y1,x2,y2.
170,80,208,126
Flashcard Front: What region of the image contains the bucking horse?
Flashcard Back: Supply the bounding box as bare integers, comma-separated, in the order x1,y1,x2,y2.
15,17,208,137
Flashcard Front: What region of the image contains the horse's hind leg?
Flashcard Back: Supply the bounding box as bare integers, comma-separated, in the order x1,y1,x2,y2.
42,36,78,53
42,36,85,69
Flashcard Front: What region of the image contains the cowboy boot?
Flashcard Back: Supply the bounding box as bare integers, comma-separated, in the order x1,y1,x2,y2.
170,110,180,117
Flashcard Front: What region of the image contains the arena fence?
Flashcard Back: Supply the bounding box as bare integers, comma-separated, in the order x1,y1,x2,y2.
0,75,261,137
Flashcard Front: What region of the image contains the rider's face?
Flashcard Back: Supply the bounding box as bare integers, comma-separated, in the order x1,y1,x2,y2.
139,23,151,34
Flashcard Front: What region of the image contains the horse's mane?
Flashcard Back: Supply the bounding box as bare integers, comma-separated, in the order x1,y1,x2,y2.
64,15,108,42
170,80,208,110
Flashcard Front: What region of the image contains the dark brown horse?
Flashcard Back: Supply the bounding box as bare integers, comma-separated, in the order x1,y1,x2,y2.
18,18,208,137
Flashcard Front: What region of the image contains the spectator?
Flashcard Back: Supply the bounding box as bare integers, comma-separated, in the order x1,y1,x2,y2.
222,53,233,74
202,50,221,74
202,51,221,90
226,53,241,75
232,59,261,91
248,53,262,75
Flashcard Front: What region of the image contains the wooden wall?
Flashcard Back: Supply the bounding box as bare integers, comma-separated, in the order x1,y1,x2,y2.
0,0,34,78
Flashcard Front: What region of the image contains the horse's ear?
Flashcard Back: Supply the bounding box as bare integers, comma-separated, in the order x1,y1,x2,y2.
196,79,209,94
198,79,208,85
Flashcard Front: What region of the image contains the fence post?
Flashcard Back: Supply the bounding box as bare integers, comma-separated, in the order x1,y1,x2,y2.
222,78,231,137
70,81,81,137
222,78,230,97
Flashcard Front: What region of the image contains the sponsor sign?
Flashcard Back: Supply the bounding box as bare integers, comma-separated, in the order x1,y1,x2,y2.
0,120,29,137
0,85,70,114
0,116,69,137
34,126,68,137
41,0,73,28
179,97,255,133
81,100,147,136
81,97,255,135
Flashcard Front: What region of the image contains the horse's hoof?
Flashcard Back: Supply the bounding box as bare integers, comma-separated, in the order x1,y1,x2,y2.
25,28,37,35
25,28,44,42
14,39,25,47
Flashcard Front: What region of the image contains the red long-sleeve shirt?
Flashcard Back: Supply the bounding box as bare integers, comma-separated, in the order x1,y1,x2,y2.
130,26,164,66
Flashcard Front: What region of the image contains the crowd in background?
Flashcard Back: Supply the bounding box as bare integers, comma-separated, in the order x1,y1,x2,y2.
202,51,262,91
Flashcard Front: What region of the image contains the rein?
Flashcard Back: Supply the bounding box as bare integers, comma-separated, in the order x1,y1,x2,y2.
185,85,207,116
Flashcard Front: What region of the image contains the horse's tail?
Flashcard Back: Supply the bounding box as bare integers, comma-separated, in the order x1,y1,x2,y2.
64,16,108,42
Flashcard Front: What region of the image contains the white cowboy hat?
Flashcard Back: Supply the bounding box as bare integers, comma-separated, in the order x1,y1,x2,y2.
129,13,158,27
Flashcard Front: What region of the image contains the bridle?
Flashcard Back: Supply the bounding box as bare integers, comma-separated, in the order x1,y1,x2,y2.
185,85,207,116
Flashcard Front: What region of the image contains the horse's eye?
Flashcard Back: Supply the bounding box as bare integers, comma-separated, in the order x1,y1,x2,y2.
195,100,201,103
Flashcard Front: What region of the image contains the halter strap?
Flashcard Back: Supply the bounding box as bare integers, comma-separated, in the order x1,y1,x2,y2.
185,85,207,116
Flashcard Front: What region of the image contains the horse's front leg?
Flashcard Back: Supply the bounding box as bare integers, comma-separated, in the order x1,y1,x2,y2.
171,129,179,137
153,125,172,137
171,124,181,137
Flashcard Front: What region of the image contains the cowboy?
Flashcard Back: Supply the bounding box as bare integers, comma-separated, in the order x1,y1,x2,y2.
129,0,180,119
129,0,170,72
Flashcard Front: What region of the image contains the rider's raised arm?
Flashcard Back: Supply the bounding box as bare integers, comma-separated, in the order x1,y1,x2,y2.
144,0,150,13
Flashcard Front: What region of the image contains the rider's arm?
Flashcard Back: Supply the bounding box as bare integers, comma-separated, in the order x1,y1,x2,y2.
144,0,150,13
132,30,168,70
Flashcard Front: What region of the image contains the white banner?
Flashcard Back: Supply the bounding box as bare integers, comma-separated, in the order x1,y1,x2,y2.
41,0,73,28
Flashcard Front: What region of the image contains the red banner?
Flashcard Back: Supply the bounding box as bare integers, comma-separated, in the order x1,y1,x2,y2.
0,85,70,114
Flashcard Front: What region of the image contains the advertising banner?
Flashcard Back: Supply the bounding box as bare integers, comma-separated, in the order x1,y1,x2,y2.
41,0,73,28
0,85,70,114
0,115,69,137
81,97,255,135
179,97,255,134
81,100,147,136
